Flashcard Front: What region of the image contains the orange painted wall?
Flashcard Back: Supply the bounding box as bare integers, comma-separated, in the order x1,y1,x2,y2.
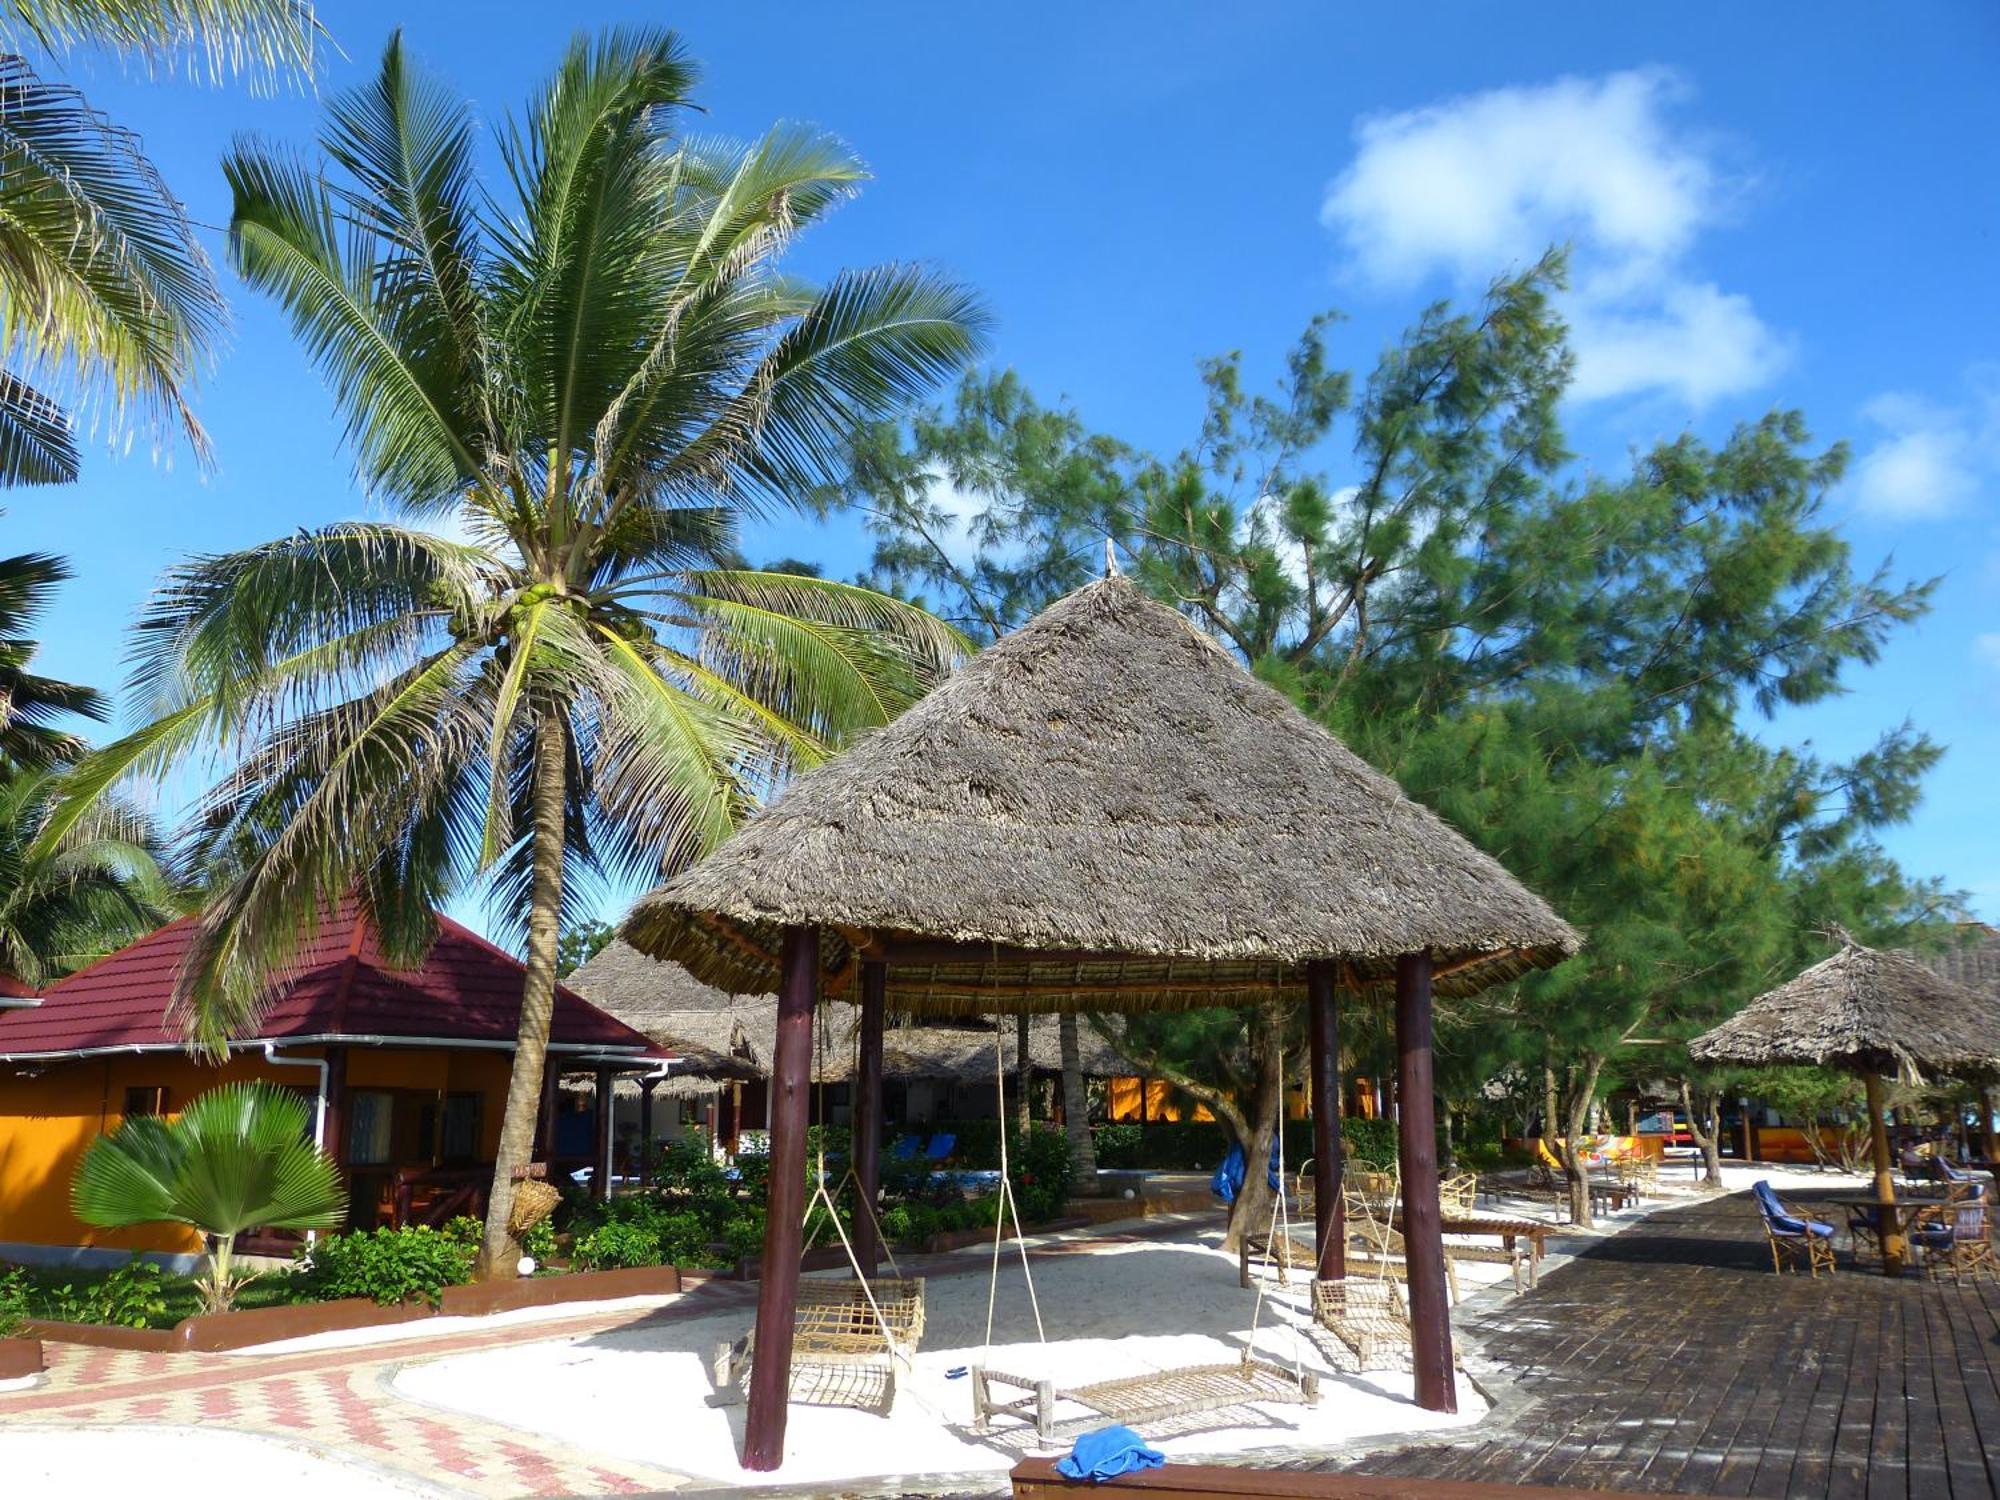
0,1045,515,1253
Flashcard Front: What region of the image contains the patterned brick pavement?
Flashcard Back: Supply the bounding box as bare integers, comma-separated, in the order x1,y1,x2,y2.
0,1289,759,1497
0,1215,1221,1498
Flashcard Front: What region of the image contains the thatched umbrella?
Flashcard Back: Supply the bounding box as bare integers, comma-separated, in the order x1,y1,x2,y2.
625,573,1578,1467
1691,929,2000,1273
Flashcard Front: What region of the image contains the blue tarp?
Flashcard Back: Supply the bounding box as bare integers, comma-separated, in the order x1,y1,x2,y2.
1208,1137,1281,1204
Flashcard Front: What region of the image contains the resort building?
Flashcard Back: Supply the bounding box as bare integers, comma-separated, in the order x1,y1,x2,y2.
0,903,668,1267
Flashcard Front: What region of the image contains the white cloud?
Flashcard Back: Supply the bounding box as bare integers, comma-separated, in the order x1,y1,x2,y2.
1320,69,1785,409
1849,387,1995,522
1976,634,2000,672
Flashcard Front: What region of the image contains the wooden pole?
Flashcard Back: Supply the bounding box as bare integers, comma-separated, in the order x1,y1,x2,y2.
1982,1086,2000,1164
743,926,818,1470
1864,1071,1904,1276
638,1079,656,1189
853,959,886,1275
1395,951,1456,1413
323,1047,350,1231
592,1066,614,1200
1306,960,1344,1279
536,1065,559,1162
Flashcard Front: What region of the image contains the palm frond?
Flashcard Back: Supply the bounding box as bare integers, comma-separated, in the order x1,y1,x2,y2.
1,0,323,88
0,54,219,472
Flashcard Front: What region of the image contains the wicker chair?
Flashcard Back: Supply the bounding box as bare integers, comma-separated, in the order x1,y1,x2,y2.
1912,1186,1999,1283
1751,1180,1836,1277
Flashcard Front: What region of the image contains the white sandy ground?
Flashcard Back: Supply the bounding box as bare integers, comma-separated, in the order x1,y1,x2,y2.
393,1219,1498,1489
0,1426,441,1498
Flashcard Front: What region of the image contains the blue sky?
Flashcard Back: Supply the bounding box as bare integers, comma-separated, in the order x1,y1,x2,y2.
10,2,1997,926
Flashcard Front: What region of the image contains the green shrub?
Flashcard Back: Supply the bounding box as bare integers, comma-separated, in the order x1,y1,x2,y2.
1091,1122,1144,1168
572,1220,662,1270
1010,1124,1074,1224
296,1226,476,1306
520,1219,558,1265
0,1268,30,1337
38,1261,174,1329
721,1208,766,1266
1341,1117,1399,1169
439,1215,483,1248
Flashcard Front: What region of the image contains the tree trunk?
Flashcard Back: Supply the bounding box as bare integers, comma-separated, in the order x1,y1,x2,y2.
1680,1079,1725,1190
1015,1011,1032,1134
1224,1005,1286,1255
1561,1054,1605,1228
1542,1063,1559,1147
1059,1011,1098,1194
478,719,568,1279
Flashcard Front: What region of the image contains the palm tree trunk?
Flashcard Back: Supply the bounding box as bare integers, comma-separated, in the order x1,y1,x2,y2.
479,718,568,1279
1059,1011,1097,1195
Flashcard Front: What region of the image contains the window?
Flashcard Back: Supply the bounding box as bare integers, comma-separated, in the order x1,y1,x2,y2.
347,1090,395,1165
123,1086,169,1117
440,1092,481,1162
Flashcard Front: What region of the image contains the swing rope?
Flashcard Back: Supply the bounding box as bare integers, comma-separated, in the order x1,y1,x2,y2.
1243,1037,1313,1382
981,1006,1047,1359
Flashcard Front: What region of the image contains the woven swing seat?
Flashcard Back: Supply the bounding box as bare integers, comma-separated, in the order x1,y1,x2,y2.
714,1275,926,1416
1309,1276,1412,1373
971,1356,1319,1441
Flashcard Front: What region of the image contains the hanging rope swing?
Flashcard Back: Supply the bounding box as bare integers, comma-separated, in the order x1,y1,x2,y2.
969,990,1319,1442
713,1001,928,1417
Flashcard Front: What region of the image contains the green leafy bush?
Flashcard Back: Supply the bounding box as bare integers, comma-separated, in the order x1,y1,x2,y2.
296,1226,476,1306
39,1262,174,1329
1010,1124,1074,1224
0,1268,29,1337
721,1208,766,1266
572,1220,663,1270
1091,1122,1144,1169
1341,1117,1399,1169
521,1219,559,1265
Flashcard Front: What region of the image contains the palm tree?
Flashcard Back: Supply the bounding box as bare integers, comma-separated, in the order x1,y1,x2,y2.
0,1,321,484
0,764,173,983
0,547,105,765
50,28,986,1276
73,1080,345,1311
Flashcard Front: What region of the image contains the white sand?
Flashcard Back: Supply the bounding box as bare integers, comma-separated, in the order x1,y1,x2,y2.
0,1426,440,1497
394,1224,1490,1488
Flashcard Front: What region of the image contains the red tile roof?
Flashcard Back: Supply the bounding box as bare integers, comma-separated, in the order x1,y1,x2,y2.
0,904,666,1060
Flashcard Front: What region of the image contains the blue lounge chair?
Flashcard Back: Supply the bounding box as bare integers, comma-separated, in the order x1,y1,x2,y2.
923,1132,957,1164
1752,1179,1836,1276
889,1135,922,1162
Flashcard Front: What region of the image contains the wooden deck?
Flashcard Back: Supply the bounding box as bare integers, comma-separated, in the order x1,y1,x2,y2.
1324,1186,2000,1497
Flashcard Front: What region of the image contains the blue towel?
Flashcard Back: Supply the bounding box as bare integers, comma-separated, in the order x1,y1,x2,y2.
1055,1425,1165,1482
1209,1138,1282,1204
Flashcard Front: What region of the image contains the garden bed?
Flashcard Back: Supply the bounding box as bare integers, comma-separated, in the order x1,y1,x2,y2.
21,1264,682,1353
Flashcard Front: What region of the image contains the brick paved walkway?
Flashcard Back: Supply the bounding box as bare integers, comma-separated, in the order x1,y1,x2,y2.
0,1283,764,1497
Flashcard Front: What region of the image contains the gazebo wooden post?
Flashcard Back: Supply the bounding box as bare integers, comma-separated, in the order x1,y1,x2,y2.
638,1078,656,1189
1864,1071,1905,1275
1982,1086,2000,1164
1395,951,1456,1413
744,926,819,1470
592,1065,614,1200
853,958,886,1275
1306,961,1344,1278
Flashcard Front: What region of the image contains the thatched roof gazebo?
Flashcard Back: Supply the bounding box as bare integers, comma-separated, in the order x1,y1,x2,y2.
624,573,1578,1468
1692,929,2000,1274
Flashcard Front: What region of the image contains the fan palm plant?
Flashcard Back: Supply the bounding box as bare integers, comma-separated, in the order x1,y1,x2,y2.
0,1,321,484
49,27,986,1275
72,1080,345,1312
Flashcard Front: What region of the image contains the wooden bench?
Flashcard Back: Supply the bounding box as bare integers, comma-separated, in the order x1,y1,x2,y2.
1011,1455,1683,1497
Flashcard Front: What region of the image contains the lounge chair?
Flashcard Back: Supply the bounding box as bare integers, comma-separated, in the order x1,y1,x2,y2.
1911,1182,1997,1283
923,1132,957,1164
1751,1179,1836,1276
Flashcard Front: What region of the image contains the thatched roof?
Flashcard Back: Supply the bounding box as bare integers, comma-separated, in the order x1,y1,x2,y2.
569,940,1137,1083
625,576,1579,1015
1690,931,2000,1081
